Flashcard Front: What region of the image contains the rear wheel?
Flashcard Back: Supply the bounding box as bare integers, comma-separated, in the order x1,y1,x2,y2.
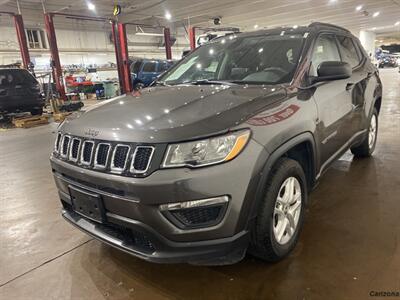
249,158,307,262
30,107,43,116
351,108,378,157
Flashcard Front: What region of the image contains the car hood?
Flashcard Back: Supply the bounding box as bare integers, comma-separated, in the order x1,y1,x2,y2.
61,84,287,143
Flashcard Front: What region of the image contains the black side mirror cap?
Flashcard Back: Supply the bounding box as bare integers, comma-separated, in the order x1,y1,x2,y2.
312,61,352,83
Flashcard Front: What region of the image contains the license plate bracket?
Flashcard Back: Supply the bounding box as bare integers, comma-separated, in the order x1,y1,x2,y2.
69,185,105,223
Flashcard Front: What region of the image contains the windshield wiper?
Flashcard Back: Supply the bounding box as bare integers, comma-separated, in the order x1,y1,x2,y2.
182,79,237,85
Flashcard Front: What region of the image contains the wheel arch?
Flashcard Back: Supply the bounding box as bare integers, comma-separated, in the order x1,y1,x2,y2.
247,132,317,224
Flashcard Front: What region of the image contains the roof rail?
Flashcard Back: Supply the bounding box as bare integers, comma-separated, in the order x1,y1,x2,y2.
309,22,350,33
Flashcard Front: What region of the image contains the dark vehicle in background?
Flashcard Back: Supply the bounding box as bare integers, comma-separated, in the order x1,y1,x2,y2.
51,23,382,265
0,68,44,116
130,58,174,90
378,54,398,68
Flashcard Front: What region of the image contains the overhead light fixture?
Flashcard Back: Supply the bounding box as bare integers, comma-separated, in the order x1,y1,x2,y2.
372,12,380,17
293,25,298,29
165,11,172,20
372,27,377,30
87,2,95,10
356,5,363,11
395,21,400,26
254,24,259,29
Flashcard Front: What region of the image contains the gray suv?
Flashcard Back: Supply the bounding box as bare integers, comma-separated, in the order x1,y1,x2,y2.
51,22,382,265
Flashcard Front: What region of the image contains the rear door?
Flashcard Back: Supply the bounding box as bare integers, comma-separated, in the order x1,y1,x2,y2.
310,34,354,166
335,35,367,134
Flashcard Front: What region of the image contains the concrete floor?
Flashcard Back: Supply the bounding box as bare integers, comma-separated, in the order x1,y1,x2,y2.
0,69,399,300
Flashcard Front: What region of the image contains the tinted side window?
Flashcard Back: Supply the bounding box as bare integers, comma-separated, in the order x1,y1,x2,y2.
142,62,157,72
336,36,360,68
131,61,142,74
310,34,341,76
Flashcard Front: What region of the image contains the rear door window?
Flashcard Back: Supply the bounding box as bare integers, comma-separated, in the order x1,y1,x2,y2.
336,36,361,68
310,34,341,76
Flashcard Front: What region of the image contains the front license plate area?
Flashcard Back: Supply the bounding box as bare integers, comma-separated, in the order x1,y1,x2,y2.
69,185,105,223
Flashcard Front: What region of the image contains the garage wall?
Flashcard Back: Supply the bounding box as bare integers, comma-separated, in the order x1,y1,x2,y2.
0,24,189,69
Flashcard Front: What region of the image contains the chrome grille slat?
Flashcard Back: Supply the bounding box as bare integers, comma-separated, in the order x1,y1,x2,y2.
80,140,95,166
54,132,62,153
60,135,71,158
111,144,131,173
94,143,111,169
130,146,155,174
69,138,81,162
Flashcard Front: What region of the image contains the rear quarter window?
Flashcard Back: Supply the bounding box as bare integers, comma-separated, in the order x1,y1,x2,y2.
0,69,37,87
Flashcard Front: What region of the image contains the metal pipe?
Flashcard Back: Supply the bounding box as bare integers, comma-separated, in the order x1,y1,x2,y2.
13,14,31,69
163,27,172,60
111,20,124,94
117,23,132,94
44,13,67,101
189,26,196,50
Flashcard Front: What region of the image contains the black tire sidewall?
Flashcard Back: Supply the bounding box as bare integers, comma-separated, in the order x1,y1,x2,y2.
268,163,307,257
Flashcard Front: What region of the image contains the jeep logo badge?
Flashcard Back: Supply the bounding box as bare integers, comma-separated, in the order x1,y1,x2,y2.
84,129,100,138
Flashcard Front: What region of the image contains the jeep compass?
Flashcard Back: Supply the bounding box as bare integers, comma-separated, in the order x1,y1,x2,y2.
51,22,382,265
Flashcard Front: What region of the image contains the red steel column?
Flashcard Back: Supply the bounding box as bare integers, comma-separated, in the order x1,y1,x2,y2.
13,14,31,69
117,23,132,93
44,13,66,101
111,21,124,93
164,27,172,60
189,26,196,50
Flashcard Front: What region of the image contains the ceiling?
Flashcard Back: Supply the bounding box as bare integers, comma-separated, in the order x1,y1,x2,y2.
1,0,399,39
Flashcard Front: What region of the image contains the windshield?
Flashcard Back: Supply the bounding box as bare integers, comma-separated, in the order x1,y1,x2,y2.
159,33,305,85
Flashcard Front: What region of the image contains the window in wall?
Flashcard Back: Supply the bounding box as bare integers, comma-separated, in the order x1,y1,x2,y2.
336,36,361,68
310,34,341,76
26,29,47,49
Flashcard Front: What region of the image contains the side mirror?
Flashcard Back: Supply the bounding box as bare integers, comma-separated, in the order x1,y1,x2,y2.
313,61,352,83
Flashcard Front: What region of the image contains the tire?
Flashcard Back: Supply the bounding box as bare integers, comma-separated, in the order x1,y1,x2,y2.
134,82,145,90
30,107,43,116
249,158,307,262
351,107,378,158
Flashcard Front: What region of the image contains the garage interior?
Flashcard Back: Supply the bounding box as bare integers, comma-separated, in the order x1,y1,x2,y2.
1,0,400,299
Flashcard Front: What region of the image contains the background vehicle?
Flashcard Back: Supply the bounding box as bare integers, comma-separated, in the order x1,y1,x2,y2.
130,58,174,89
378,54,398,68
51,23,382,265
0,68,45,116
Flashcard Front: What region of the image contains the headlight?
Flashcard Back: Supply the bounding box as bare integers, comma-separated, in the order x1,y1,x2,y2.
162,130,250,168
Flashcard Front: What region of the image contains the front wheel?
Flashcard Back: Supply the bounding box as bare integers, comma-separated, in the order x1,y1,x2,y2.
249,158,307,262
351,108,378,157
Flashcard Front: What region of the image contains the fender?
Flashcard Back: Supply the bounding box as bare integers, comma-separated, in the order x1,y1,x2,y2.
247,131,317,224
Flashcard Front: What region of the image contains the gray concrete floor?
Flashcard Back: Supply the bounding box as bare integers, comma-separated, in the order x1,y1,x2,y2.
0,69,399,300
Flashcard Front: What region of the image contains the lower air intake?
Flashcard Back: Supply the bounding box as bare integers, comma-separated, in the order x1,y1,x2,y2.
170,205,225,228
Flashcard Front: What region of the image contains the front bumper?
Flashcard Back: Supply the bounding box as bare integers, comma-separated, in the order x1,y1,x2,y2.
51,139,268,264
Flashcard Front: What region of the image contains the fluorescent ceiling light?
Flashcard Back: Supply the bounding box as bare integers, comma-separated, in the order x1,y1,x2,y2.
293,25,298,29
395,21,400,26
254,24,259,29
136,32,164,36
87,2,95,10
165,11,172,20
372,12,380,17
356,5,363,11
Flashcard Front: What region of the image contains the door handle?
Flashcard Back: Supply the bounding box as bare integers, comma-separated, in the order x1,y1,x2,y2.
366,72,373,78
346,83,354,91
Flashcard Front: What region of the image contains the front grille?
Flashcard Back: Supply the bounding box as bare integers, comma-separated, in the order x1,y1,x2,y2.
69,138,81,161
171,205,224,228
81,141,94,165
94,143,110,168
61,136,70,157
131,146,154,173
55,133,155,177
